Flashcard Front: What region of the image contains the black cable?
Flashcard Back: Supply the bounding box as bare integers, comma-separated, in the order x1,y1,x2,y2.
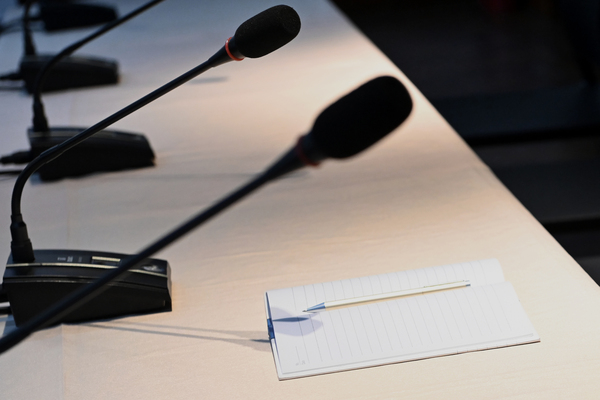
0,149,29,177
0,170,23,176
0,72,23,81
1,150,33,165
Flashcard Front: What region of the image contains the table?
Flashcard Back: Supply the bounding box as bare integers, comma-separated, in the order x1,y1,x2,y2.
1,0,599,398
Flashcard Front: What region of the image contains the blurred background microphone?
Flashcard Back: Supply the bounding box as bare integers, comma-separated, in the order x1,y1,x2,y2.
0,2,302,181
0,0,120,92
0,75,413,354
0,0,165,181
36,1,118,32
3,1,117,35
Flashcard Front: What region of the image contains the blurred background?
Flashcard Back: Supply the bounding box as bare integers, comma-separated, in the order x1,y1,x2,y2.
331,0,600,284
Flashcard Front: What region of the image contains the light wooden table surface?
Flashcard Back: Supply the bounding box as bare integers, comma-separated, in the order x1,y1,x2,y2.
0,1,599,398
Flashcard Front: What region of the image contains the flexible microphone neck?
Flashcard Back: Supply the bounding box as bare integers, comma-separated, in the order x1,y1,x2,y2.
31,0,166,133
14,46,260,215
10,4,301,263
11,50,231,263
10,0,38,263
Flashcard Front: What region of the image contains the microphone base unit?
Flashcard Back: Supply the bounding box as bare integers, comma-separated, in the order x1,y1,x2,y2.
2,249,172,327
20,54,119,94
28,127,155,181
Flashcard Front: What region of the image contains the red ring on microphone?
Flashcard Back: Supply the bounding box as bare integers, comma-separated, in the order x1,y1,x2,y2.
225,37,244,61
295,137,320,167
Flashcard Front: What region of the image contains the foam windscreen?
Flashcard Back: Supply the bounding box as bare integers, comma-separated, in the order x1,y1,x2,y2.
234,5,301,58
310,76,413,159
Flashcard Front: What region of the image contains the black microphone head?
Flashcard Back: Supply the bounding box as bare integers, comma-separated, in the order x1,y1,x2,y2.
233,5,301,58
309,76,413,159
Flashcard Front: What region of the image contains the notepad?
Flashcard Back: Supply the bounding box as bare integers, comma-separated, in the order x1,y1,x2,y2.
264,259,539,380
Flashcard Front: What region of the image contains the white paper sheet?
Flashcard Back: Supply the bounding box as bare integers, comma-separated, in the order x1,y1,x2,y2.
265,259,539,379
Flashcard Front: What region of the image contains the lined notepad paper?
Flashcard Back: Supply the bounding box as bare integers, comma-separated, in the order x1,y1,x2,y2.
264,259,539,380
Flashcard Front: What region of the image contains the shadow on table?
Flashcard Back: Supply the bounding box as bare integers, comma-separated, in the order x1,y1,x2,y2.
0,318,270,352
190,76,228,85
86,321,271,352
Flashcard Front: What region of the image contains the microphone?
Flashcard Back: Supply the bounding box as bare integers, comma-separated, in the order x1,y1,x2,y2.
0,75,413,354
17,0,120,94
38,2,119,32
262,76,413,179
7,0,166,181
14,1,118,32
1,4,301,329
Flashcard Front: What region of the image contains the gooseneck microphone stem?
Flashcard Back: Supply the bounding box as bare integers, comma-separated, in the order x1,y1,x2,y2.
0,147,307,354
32,0,166,132
11,45,236,263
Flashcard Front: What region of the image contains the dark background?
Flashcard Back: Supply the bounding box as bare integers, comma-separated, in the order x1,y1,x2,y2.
331,0,600,284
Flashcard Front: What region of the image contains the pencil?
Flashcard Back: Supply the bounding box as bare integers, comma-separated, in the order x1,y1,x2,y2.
303,280,470,312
